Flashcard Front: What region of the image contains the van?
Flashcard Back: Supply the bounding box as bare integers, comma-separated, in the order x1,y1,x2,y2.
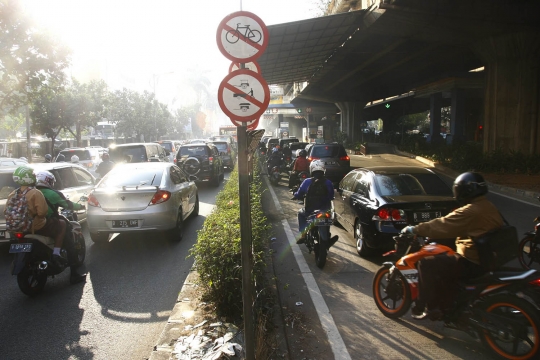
108,143,170,163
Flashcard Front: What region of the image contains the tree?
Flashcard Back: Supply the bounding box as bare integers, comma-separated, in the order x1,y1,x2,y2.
0,1,70,116
63,79,108,146
0,112,25,139
30,86,70,152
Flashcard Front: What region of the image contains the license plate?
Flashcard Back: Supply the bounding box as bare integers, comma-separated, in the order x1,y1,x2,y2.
325,161,337,165
112,220,138,228
314,218,333,226
9,243,32,253
413,211,442,222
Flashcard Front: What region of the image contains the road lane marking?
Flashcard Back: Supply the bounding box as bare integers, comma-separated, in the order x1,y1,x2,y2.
265,177,352,360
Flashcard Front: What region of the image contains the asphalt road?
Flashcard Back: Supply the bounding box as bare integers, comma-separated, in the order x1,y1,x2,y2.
267,150,540,359
0,177,225,360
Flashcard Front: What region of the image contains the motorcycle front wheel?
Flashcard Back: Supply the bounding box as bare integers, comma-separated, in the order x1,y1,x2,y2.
73,232,86,266
372,266,411,319
518,235,540,271
479,294,540,359
17,266,47,297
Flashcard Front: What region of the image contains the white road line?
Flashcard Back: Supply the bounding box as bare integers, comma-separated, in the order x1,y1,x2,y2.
490,190,540,208
265,177,352,360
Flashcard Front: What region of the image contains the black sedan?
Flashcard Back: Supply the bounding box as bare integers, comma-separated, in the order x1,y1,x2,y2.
334,166,458,257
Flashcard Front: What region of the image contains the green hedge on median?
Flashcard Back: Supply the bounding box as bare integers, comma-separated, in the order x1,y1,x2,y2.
189,165,270,318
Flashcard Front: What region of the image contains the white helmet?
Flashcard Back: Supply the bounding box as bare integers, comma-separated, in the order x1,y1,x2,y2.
35,170,56,188
309,159,326,175
71,155,80,163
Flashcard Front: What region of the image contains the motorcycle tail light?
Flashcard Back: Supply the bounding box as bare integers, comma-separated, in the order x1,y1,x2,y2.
87,193,101,207
316,212,331,219
529,278,540,287
150,190,171,205
339,155,350,161
14,232,24,240
535,223,540,232
174,158,177,164
301,173,307,178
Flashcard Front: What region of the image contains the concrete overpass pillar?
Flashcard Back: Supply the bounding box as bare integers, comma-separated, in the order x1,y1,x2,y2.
429,93,442,143
450,89,466,144
475,32,540,154
336,101,366,144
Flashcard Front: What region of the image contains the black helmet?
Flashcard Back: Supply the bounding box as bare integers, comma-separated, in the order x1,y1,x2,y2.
453,172,488,204
44,154,52,162
298,149,307,157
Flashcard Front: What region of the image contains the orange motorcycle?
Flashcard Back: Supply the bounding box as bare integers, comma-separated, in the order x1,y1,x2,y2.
373,233,540,359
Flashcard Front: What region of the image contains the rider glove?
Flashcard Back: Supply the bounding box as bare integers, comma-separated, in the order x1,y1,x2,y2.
401,226,415,234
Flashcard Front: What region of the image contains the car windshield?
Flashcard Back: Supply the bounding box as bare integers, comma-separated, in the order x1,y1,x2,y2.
58,149,91,161
99,168,163,188
374,173,452,197
109,146,147,163
311,145,340,158
0,172,18,200
180,146,207,156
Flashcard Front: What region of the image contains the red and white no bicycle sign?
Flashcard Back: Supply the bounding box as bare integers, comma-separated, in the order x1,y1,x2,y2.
218,69,270,122
229,61,261,74
216,11,269,63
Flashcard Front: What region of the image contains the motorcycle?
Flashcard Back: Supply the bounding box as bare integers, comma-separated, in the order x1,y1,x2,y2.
8,197,87,296
305,210,333,268
518,197,540,270
373,233,540,359
288,170,309,193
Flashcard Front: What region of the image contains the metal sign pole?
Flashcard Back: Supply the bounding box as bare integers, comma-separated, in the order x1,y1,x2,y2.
237,124,255,360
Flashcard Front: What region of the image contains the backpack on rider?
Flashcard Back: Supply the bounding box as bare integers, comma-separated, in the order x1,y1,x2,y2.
304,161,329,213
4,166,37,233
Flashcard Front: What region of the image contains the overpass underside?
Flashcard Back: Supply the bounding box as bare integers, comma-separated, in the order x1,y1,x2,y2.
258,0,540,154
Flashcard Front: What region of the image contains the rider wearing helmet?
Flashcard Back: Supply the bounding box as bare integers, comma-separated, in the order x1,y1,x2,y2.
6,166,65,267
71,155,80,164
56,153,66,162
288,149,310,189
292,160,337,245
267,146,283,173
96,152,115,178
44,154,52,163
35,170,87,283
401,172,504,320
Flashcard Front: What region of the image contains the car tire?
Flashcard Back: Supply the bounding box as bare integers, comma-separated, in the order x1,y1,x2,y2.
90,232,109,244
355,221,376,257
168,210,184,242
212,173,220,187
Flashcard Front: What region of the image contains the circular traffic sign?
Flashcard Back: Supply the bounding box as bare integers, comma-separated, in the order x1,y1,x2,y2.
229,61,261,74
216,11,269,63
231,118,259,130
218,69,270,122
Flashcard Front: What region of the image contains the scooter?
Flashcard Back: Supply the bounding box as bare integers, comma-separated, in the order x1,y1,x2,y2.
288,170,309,192
9,197,87,296
373,233,540,359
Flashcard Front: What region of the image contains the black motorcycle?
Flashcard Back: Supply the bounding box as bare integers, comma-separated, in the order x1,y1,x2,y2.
518,199,540,270
9,198,87,296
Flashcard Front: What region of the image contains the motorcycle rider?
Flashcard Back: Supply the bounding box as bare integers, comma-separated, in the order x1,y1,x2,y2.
6,166,66,268
266,147,282,174
292,160,338,246
282,144,292,158
401,172,504,320
35,170,87,284
288,149,310,189
71,155,80,164
96,152,115,178
44,154,53,163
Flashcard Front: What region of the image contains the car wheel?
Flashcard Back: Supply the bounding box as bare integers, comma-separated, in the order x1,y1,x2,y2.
355,221,376,257
90,232,109,244
168,210,184,242
191,195,199,218
212,173,220,187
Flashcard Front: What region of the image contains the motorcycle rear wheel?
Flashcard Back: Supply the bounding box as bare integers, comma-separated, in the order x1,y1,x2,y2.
479,294,540,360
314,242,327,269
518,235,540,271
372,266,411,319
17,267,47,297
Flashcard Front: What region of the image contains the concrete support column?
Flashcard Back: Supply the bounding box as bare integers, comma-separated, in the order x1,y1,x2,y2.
429,93,442,143
475,32,540,154
450,89,466,144
336,101,367,144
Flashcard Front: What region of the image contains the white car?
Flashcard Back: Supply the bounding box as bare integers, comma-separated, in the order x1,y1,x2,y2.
55,147,102,176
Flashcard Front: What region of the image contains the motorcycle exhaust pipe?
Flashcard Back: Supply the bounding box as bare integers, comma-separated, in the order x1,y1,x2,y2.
38,261,48,270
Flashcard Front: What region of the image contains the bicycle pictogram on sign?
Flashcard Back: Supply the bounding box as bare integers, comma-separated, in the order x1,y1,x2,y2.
226,23,262,44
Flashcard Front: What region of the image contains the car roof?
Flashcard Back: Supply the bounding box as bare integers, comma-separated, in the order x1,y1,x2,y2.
355,166,436,175
108,162,172,171
110,143,152,148
0,165,19,173
31,163,85,171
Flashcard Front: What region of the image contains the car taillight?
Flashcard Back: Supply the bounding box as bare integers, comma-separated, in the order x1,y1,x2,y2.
340,155,350,161
209,156,213,165
228,147,231,154
87,193,100,207
308,156,319,161
87,162,93,168
535,223,540,232
529,278,540,287
150,190,171,205
174,158,177,164
376,208,406,221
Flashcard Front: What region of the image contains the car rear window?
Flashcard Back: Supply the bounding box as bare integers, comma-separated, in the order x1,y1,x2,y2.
157,142,173,151
180,146,207,156
211,142,228,151
99,168,163,188
0,172,18,200
109,146,147,163
290,143,307,150
59,149,92,161
311,145,343,158
374,173,452,196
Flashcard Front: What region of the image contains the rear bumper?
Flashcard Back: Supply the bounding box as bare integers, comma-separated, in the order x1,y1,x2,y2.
87,203,177,234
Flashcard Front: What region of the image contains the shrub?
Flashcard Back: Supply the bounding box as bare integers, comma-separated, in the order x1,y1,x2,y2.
189,165,270,318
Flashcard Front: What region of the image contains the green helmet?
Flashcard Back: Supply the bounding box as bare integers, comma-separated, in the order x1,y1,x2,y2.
13,166,36,186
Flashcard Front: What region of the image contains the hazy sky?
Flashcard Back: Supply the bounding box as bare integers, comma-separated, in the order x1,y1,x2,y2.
20,0,321,104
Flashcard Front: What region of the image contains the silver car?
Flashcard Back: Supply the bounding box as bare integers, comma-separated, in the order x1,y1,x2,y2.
0,163,96,243
86,162,199,244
